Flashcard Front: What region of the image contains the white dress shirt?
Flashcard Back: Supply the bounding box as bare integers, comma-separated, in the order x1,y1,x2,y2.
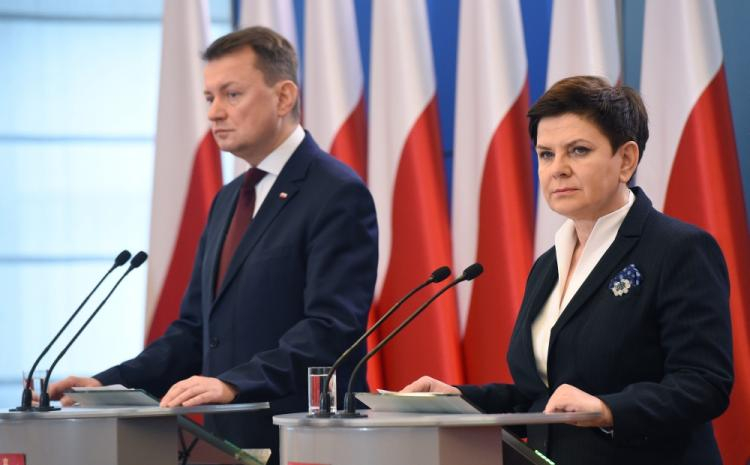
248,124,305,217
531,189,636,386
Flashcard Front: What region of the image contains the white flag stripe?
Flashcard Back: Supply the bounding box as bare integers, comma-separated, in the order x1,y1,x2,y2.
239,0,298,49
146,0,211,328
638,0,723,211
533,0,620,258
452,0,527,333
304,0,363,152
546,0,620,86
369,0,437,297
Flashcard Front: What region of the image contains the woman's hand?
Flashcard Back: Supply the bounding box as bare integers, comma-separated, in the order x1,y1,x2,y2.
400,376,461,394
544,383,614,427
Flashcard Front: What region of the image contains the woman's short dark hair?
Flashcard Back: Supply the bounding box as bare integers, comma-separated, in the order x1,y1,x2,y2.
527,76,649,161
203,26,299,118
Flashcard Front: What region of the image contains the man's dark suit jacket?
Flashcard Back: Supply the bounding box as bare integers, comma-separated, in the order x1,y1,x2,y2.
95,133,378,462
460,187,733,465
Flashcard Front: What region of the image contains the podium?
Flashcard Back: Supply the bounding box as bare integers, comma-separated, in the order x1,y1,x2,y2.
0,402,268,465
274,410,599,465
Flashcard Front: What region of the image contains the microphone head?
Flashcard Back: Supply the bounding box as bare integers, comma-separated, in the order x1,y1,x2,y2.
430,266,451,283
114,250,132,267
129,251,148,268
460,263,484,281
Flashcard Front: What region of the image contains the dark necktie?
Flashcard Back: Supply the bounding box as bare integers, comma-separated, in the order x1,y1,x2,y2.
215,167,267,293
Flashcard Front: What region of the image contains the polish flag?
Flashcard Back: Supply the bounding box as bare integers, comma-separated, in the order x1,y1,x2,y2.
534,0,621,257
453,0,533,384
303,0,366,181
145,0,223,343
236,0,299,177
639,1,750,463
303,0,376,385
369,0,463,389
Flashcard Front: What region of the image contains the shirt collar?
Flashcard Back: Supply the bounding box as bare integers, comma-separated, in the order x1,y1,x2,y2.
586,188,636,246
554,189,636,278
254,124,304,176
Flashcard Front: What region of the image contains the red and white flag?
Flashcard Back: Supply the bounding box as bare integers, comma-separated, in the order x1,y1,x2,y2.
640,2,750,463
303,0,366,180
236,0,298,177
368,0,463,389
303,0,378,386
145,0,222,343
534,0,621,257
453,0,533,384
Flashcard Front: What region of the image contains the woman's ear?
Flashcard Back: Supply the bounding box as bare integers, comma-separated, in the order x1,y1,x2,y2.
619,141,640,183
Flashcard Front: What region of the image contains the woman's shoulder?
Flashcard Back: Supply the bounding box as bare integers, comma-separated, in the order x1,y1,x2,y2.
645,208,720,249
630,187,719,246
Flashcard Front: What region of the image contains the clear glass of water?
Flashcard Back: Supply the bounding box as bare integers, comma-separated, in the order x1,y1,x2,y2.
307,366,336,414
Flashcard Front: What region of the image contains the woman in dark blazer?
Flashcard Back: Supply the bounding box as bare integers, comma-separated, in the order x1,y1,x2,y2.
403,76,733,465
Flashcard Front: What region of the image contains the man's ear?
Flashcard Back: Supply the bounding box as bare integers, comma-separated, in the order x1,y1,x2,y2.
619,141,640,183
276,80,298,117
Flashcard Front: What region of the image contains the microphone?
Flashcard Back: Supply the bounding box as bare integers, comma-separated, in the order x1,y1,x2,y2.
37,251,148,411
314,266,452,417
338,263,484,418
11,250,132,412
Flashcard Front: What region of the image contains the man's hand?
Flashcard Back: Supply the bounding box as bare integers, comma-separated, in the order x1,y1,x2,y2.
160,376,238,408
400,376,461,394
47,376,102,406
544,383,614,427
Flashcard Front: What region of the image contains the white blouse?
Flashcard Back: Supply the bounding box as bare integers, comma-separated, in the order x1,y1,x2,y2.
531,189,635,386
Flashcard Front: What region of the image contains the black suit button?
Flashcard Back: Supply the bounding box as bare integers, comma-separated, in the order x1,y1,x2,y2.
209,337,220,349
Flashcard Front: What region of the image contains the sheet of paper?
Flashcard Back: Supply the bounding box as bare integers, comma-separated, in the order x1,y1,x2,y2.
70,384,129,391
64,387,159,407
356,391,483,414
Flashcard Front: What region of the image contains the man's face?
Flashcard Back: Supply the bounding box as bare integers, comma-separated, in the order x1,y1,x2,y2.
203,47,281,164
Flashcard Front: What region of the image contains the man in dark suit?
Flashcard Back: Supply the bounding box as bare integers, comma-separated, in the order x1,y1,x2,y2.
49,27,378,462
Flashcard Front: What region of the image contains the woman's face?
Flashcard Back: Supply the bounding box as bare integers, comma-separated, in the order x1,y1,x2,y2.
536,113,637,222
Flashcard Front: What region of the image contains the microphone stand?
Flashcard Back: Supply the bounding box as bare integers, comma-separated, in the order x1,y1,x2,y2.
37,252,148,411
314,266,451,417
338,263,482,418
11,250,131,412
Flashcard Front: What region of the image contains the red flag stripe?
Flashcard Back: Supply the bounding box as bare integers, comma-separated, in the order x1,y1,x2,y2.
329,95,368,182
146,131,222,343
662,67,750,465
374,98,464,389
462,82,534,384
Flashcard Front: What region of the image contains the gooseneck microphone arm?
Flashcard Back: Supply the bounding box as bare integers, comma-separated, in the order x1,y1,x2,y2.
316,266,451,416
12,250,131,412
340,263,484,417
37,251,148,411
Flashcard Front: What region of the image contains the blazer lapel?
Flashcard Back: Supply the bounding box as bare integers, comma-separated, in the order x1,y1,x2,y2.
549,188,653,345
212,136,315,305
524,256,559,327
522,257,559,386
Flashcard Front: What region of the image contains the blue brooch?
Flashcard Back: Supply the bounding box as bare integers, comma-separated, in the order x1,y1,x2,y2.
609,264,641,296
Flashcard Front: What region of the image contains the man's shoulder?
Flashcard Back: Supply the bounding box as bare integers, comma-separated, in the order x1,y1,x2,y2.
307,149,365,186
